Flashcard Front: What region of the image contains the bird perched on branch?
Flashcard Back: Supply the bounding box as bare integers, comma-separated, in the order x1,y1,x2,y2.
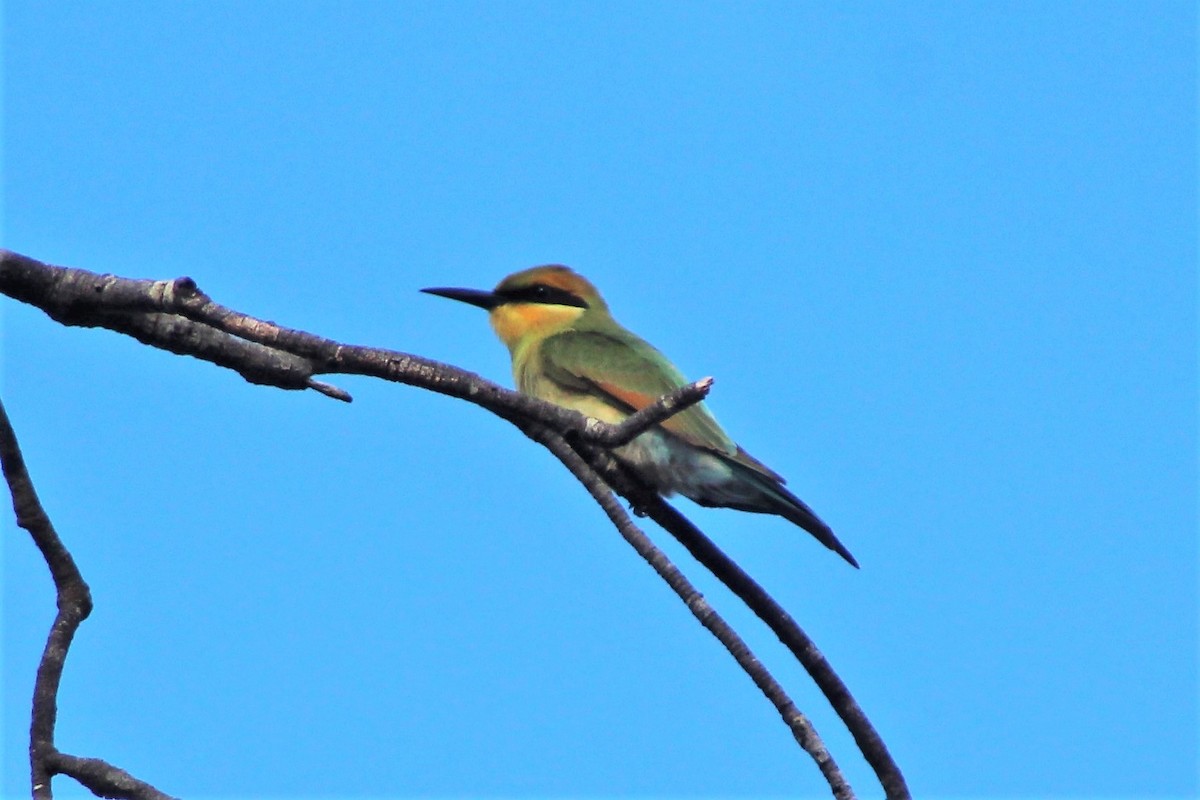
423,265,857,567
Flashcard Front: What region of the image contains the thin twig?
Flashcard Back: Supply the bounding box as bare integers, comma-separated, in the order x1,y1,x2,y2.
580,377,714,446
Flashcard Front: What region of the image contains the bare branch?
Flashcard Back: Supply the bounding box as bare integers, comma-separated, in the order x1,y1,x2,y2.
0,397,175,800
43,754,178,800
612,476,911,800
0,250,691,438
0,250,335,398
2,249,909,798
556,440,908,798
523,422,854,799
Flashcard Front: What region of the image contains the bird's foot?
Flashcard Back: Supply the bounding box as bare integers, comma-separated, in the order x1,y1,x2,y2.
627,501,650,518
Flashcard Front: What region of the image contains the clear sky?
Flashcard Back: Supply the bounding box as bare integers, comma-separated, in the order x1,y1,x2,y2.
2,2,1196,798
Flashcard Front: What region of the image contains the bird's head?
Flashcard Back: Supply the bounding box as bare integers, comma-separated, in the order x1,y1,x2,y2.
423,265,608,352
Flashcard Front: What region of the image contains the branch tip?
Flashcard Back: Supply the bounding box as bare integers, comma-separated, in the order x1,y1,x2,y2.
586,378,715,447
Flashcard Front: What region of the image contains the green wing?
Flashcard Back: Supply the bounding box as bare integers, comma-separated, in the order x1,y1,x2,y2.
540,329,786,482
539,328,753,457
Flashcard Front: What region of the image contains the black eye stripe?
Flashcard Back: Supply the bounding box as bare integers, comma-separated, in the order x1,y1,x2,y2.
498,284,588,308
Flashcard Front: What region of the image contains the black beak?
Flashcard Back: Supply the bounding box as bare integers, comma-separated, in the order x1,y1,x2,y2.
420,286,502,310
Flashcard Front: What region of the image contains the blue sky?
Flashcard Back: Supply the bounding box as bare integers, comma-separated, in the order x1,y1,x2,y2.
2,2,1196,798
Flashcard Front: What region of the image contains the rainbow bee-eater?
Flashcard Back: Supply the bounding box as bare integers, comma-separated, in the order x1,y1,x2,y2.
422,265,858,567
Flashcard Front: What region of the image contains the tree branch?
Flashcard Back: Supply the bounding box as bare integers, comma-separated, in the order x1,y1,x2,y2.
2,249,908,798
624,481,910,799
43,754,177,800
556,440,909,798
0,397,178,800
0,251,328,397
524,421,854,798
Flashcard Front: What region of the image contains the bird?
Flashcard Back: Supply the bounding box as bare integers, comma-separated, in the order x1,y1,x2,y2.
422,265,858,567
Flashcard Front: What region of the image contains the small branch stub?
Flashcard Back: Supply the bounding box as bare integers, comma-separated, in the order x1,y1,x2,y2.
307,379,353,402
